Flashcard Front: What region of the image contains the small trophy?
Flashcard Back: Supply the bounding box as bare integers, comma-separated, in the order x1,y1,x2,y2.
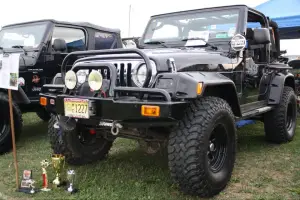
66,170,78,193
28,179,36,194
18,170,38,194
41,160,51,191
51,154,66,187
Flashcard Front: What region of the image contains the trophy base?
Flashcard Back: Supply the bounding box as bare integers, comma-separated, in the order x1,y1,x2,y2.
66,187,78,194
41,188,51,192
53,181,67,188
17,188,40,194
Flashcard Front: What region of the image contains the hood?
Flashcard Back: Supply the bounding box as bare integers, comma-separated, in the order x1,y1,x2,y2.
140,48,238,71
81,47,240,72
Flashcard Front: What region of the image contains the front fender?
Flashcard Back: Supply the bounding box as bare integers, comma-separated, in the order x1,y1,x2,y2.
154,72,241,116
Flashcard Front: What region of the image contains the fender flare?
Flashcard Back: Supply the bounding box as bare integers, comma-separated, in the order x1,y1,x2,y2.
268,72,295,104
51,73,63,84
154,72,242,117
0,86,30,104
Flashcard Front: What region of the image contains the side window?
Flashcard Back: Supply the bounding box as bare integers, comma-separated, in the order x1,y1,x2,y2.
95,32,117,50
247,22,261,28
51,26,86,53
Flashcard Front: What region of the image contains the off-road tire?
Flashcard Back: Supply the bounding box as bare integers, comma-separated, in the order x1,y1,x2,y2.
48,114,64,153
168,97,236,197
59,126,114,165
264,86,297,143
36,107,51,122
0,92,23,154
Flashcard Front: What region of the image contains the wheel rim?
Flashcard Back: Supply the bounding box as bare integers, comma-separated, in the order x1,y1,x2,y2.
207,124,228,173
286,101,296,135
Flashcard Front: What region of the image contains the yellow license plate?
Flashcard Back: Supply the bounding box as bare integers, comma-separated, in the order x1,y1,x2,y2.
64,98,89,119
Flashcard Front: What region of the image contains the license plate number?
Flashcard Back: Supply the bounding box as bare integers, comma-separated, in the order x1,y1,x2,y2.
64,98,89,119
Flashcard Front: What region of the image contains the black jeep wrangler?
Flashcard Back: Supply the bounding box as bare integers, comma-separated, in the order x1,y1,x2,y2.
40,5,297,197
0,19,123,153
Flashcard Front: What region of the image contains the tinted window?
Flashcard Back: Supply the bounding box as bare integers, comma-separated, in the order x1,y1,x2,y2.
52,27,86,52
95,32,117,49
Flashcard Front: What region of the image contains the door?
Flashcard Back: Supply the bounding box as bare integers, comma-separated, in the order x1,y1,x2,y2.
43,25,87,84
240,11,271,105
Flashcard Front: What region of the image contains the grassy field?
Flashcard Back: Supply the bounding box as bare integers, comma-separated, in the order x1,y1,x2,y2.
1,113,300,200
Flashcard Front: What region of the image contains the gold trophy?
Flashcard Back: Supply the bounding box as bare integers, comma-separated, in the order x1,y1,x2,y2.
40,160,51,191
51,154,65,187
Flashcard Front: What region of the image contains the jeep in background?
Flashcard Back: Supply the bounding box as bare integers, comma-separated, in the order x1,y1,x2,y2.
40,5,296,197
0,19,123,153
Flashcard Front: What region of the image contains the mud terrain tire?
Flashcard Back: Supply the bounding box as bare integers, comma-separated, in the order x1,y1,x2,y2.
264,86,297,143
168,97,236,197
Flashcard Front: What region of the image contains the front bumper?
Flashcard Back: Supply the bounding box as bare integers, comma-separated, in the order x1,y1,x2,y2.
40,87,187,122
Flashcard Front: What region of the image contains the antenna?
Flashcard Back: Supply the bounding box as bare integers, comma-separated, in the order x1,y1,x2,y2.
128,4,131,37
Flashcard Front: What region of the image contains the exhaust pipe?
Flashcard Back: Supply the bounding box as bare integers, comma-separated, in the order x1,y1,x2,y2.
111,122,123,136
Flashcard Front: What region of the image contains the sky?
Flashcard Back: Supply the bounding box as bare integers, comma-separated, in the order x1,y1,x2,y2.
1,0,268,37
1,0,298,55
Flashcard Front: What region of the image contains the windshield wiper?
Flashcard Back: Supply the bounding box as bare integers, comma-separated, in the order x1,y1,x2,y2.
181,37,218,50
144,40,170,48
11,45,28,55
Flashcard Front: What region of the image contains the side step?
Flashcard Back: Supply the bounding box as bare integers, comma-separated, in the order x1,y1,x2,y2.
241,106,273,119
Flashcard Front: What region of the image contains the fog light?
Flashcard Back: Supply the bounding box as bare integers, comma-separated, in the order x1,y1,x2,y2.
65,70,77,90
141,105,160,117
88,70,103,91
40,97,47,106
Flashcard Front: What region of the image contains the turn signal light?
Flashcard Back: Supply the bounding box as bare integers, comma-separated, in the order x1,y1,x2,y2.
197,82,203,95
40,97,47,106
141,105,160,117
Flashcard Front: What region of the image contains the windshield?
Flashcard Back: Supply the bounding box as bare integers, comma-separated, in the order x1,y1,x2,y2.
0,23,48,48
143,9,240,46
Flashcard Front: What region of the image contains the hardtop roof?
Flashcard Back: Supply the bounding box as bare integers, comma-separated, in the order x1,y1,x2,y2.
2,19,121,34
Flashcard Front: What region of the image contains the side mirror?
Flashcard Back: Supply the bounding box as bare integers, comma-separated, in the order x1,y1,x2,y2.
288,59,300,69
53,38,67,52
253,28,271,44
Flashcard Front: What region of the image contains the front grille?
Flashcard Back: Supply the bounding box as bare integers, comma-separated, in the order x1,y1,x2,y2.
93,61,137,87
114,62,132,86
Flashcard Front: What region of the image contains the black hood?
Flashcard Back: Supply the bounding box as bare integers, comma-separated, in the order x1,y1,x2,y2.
139,48,236,71
81,47,238,72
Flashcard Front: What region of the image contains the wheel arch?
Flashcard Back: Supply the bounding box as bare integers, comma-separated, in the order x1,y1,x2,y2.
0,86,30,104
268,72,295,105
202,83,242,117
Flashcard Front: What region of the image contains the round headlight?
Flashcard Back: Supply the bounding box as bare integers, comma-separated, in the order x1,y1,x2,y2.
132,64,147,87
65,70,77,90
76,70,88,84
88,70,103,91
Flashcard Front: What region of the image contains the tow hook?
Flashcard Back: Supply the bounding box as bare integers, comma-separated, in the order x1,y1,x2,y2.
111,122,122,136
54,122,59,129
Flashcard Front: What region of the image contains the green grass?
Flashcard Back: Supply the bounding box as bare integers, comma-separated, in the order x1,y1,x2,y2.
1,113,300,200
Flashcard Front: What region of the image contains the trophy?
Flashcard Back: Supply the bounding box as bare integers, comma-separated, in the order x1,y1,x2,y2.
66,170,78,193
51,154,65,187
18,170,38,194
40,160,51,191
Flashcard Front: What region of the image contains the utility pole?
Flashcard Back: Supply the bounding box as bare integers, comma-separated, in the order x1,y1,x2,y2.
128,4,131,37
